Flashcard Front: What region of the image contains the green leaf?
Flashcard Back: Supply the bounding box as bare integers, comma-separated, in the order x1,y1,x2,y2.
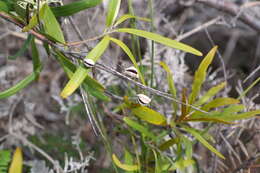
189,46,218,106
0,150,11,173
202,97,240,112
159,138,180,151
116,28,202,56
0,66,42,99
60,36,110,98
184,127,225,159
23,3,65,44
8,34,34,60
223,110,260,121
109,36,145,84
238,77,260,100
106,0,121,27
130,105,167,126
31,37,41,80
8,148,23,173
114,14,150,27
124,149,134,173
194,82,226,106
123,117,156,140
0,1,9,12
54,50,109,101
112,154,139,171
51,0,102,17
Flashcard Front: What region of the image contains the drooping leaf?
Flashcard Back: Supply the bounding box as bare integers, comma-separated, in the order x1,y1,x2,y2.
51,0,102,17
8,34,34,60
112,154,139,171
123,117,156,140
0,66,42,99
194,82,226,106
184,127,225,159
189,46,218,106
109,36,145,84
114,14,150,27
8,148,23,173
116,28,202,56
60,36,110,98
130,105,167,126
106,0,121,27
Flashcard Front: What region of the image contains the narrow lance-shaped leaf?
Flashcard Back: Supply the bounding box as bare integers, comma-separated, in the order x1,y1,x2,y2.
60,36,110,98
23,3,65,44
188,46,218,106
114,14,150,27
238,77,260,100
184,127,225,159
116,28,202,56
55,50,110,101
123,117,156,140
0,66,42,99
130,105,167,126
106,0,121,27
112,154,139,171
109,36,145,84
51,0,102,17
8,148,23,173
159,61,178,114
194,82,226,106
8,34,33,60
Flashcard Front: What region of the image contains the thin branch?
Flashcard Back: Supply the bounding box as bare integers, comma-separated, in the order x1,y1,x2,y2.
197,0,260,32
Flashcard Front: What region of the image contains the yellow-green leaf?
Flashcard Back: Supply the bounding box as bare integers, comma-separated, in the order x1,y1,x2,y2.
60,36,110,98
222,110,260,121
123,117,156,140
114,14,150,27
112,154,139,171
184,127,225,159
106,0,121,27
116,28,202,56
131,106,167,126
195,82,226,106
23,3,65,44
8,147,23,173
202,97,240,112
109,36,145,84
189,46,218,106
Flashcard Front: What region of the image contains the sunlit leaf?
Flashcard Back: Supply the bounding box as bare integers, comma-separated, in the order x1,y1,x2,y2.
223,110,260,121
184,127,225,159
112,154,139,171
124,149,134,173
123,117,156,140
109,36,145,84
189,46,217,106
51,0,102,17
114,14,150,27
195,82,226,106
106,0,121,27
131,105,167,126
8,148,23,173
60,36,110,98
23,4,65,43
116,28,202,56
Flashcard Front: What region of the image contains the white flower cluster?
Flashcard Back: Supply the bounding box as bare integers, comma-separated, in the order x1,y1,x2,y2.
17,0,62,10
